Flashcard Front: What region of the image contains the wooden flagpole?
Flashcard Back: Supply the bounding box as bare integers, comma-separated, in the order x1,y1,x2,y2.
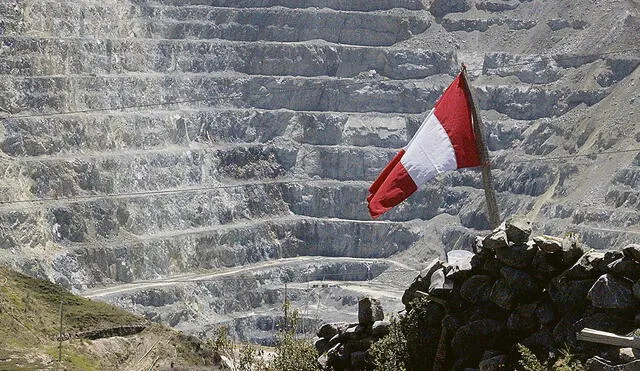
461,64,501,228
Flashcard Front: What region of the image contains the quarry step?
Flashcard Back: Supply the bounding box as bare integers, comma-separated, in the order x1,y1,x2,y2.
281,179,459,222
1,73,610,120
0,187,293,245
0,143,298,198
481,52,640,84
0,140,473,202
81,255,404,298
0,107,422,157
49,215,421,286
0,137,446,196
537,218,640,254
441,15,537,32
14,2,429,46
147,0,425,11
0,73,450,116
0,36,455,79
76,256,409,344
0,176,452,246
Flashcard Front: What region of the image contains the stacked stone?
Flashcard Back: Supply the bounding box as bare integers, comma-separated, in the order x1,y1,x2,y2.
401,215,640,370
315,298,390,371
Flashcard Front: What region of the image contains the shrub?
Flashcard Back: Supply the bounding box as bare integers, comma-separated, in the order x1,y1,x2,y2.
269,304,320,371
369,317,407,371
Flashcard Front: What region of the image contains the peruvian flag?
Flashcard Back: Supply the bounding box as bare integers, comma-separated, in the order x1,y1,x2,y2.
367,72,481,219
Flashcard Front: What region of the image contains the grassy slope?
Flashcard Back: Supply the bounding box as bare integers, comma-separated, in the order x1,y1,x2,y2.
0,265,222,370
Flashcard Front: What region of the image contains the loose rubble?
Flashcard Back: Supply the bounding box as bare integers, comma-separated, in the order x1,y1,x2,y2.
399,216,640,370
315,298,390,370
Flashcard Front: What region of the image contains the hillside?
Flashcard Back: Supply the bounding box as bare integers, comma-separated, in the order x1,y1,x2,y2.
0,265,222,370
0,0,638,343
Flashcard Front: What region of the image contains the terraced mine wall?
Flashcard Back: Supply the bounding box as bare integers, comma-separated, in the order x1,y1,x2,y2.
0,0,639,343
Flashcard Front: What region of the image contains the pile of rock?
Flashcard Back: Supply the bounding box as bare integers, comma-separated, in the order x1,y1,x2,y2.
401,215,640,370
315,298,390,370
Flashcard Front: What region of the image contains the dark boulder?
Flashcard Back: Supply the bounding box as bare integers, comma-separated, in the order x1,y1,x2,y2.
451,319,505,361
358,298,384,324
622,244,640,263
490,279,516,310
505,215,532,244
608,257,640,281
460,275,494,303
547,276,594,311
587,274,638,310
318,322,348,340
482,230,509,251
495,243,536,269
500,266,541,300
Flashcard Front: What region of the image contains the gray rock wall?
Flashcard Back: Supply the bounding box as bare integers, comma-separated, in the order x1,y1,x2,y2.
1,0,639,345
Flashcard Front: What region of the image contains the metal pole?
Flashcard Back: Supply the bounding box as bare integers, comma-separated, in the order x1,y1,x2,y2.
58,295,64,365
283,282,288,331
461,65,501,228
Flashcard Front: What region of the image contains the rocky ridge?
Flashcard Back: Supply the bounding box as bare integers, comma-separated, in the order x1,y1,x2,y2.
314,217,640,370
395,216,640,370
0,0,638,343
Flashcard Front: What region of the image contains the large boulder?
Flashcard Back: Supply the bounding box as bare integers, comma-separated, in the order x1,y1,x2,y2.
451,319,505,360
547,276,594,311
533,235,563,253
500,267,540,300
564,251,621,279
358,297,384,324
429,267,454,295
460,275,494,303
495,243,536,269
490,279,516,310
471,250,503,276
446,250,475,281
317,322,348,340
587,274,638,310
623,244,640,262
402,258,445,308
505,215,532,244
608,257,640,281
371,321,391,336
530,250,562,282
559,235,585,266
482,230,509,251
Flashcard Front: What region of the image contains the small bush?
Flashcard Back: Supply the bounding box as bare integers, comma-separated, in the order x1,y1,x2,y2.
269,305,320,371
517,344,546,371
369,317,407,371
370,297,441,371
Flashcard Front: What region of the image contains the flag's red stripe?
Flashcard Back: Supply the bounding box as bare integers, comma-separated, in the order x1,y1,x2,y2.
367,149,418,219
368,150,404,196
433,74,481,168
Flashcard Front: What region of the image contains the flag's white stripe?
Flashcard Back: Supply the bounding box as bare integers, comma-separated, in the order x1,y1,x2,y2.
400,110,457,187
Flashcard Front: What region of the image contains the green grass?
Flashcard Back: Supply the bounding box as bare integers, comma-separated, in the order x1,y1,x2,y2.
0,265,222,369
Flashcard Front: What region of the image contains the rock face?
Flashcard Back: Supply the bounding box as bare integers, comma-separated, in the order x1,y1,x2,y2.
0,0,639,345
399,223,640,370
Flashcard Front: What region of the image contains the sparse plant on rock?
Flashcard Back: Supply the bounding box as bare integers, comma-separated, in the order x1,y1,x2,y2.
517,344,546,371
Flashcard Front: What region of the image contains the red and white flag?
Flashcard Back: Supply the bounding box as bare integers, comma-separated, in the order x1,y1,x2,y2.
367,72,481,219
